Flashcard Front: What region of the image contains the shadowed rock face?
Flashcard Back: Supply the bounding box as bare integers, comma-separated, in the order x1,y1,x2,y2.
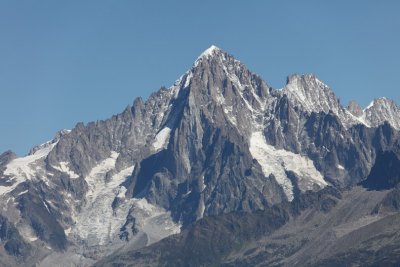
1,46,400,266
361,150,400,190
0,215,31,267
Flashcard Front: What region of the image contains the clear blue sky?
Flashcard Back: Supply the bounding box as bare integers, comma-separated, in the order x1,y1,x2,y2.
1,1,399,155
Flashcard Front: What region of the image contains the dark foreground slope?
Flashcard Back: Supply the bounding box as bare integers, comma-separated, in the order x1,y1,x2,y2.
95,185,400,267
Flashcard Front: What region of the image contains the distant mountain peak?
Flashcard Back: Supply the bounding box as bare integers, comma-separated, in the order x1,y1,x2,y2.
347,100,363,117
365,97,393,110
363,97,400,129
283,72,341,114
28,129,71,156
286,73,320,84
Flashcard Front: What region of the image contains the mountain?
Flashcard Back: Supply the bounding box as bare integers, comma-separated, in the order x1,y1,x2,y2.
1,46,400,267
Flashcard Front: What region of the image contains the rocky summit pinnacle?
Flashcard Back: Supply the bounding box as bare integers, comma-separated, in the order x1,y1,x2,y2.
347,100,363,117
1,47,400,267
197,45,222,59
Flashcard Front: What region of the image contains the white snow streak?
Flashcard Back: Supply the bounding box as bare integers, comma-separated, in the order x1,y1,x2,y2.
199,175,206,192
337,164,345,170
51,161,79,179
197,175,206,219
184,72,193,88
43,201,50,213
364,100,375,111
198,198,205,219
249,132,327,201
18,190,28,196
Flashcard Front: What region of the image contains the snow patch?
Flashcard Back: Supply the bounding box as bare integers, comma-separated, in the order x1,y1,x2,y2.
217,91,237,126
51,161,80,179
337,164,345,170
64,227,72,236
249,132,327,201
85,151,119,200
117,186,128,199
197,45,220,60
1,141,57,195
153,127,171,151
364,100,375,111
72,154,135,246
184,72,193,88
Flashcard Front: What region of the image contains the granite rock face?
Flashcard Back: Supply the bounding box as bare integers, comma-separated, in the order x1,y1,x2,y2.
0,46,400,266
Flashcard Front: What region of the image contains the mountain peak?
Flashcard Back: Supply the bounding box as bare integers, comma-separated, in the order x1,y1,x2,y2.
347,100,363,117
283,73,341,115
193,45,229,67
363,97,400,129
364,97,392,110
363,97,399,114
197,45,222,60
286,73,323,85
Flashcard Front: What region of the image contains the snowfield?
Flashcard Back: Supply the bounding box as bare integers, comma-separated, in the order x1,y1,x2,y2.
249,131,327,201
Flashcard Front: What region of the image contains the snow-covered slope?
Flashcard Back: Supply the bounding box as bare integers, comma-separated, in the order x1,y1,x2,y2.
1,140,58,195
152,127,172,151
363,97,400,130
284,74,341,115
283,74,363,128
249,131,327,201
